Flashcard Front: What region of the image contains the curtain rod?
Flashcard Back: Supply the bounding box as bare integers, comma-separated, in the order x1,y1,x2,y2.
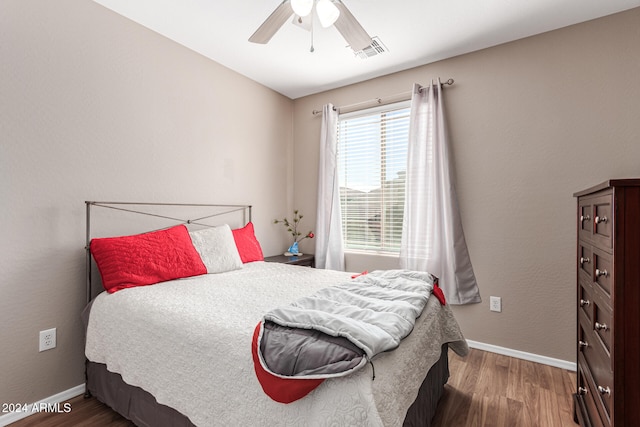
311,78,454,115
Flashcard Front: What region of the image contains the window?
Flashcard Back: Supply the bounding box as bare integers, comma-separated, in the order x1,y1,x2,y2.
337,101,410,253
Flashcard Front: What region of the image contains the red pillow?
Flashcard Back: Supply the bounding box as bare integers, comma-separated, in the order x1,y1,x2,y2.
90,225,206,293
232,222,264,263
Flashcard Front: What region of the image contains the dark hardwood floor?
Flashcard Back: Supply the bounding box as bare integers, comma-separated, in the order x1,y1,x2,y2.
432,349,576,426
9,348,577,426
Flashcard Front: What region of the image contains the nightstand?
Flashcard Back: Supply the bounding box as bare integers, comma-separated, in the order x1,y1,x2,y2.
264,254,315,268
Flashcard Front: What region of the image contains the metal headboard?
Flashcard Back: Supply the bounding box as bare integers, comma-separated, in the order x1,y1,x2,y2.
85,201,252,304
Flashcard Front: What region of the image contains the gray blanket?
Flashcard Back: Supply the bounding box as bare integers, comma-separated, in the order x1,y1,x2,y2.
259,270,436,379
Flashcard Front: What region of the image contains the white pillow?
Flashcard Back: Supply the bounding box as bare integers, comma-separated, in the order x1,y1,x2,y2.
189,225,243,274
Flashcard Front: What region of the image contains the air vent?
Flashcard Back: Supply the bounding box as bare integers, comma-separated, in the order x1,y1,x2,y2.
352,37,388,59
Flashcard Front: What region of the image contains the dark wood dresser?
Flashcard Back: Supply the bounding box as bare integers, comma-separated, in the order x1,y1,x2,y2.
573,179,640,427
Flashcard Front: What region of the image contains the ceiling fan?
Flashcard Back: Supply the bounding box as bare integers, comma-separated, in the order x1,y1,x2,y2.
249,0,373,52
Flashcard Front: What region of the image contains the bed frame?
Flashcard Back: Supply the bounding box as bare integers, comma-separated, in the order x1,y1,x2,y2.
82,201,450,427
84,201,252,304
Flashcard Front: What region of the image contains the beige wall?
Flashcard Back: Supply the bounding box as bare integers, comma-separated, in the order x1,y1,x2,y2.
293,8,640,362
0,0,293,405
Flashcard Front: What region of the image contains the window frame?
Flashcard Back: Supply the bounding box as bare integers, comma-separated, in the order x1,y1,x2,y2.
337,100,411,255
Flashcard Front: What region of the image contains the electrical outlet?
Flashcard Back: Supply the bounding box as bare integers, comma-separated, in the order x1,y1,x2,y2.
39,328,57,352
490,296,502,313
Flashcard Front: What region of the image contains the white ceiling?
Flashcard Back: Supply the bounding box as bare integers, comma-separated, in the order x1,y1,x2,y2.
93,0,640,99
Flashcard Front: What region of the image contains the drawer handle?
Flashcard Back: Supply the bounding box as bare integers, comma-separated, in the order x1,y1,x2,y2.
578,386,588,395
580,299,590,307
579,340,589,350
580,215,591,222
595,216,608,224
597,386,611,396
595,322,608,331
596,269,608,278
580,257,590,265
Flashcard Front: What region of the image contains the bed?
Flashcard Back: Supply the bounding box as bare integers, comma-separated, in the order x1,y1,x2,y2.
82,202,468,427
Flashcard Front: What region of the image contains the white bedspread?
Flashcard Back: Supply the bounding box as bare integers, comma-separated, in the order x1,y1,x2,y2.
85,262,468,426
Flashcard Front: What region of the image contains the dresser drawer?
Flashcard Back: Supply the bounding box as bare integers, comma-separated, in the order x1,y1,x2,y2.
593,302,612,355
578,244,593,281
592,248,612,299
577,363,606,427
579,326,614,426
592,194,613,249
578,200,594,242
578,283,594,323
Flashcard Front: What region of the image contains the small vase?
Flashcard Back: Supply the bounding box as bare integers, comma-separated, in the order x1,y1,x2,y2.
286,241,300,256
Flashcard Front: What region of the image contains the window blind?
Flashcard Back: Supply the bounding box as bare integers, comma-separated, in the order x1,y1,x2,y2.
337,102,410,253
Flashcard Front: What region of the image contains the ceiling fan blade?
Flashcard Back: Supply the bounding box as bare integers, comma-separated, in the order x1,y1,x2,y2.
333,0,372,52
249,1,294,44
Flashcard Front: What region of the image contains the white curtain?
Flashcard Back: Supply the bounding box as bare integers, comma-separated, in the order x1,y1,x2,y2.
315,104,345,271
400,81,481,304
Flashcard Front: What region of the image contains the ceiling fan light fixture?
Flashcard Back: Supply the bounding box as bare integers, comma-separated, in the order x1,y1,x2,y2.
316,0,340,28
291,0,314,17
292,13,312,31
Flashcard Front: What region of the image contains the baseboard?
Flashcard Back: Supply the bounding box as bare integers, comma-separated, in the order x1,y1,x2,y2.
0,384,85,427
467,340,577,371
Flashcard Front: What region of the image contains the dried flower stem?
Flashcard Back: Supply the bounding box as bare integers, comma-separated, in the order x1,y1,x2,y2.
273,210,314,243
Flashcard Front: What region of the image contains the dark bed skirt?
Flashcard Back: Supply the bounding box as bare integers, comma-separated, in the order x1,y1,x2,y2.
403,344,450,426
86,344,450,427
